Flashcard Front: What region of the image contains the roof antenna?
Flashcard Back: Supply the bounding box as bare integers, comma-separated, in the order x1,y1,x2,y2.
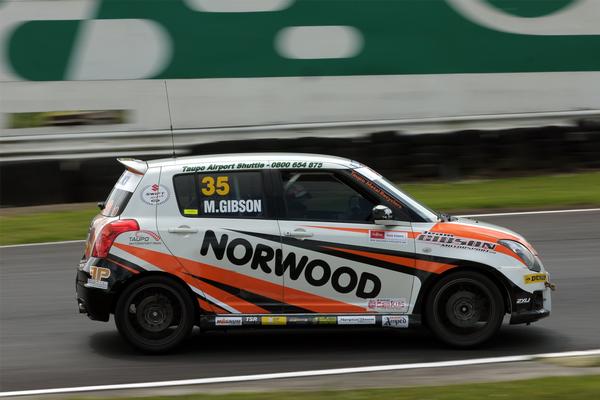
163,80,176,158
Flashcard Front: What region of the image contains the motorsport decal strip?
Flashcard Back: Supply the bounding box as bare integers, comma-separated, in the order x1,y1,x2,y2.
112,242,366,314
304,225,420,239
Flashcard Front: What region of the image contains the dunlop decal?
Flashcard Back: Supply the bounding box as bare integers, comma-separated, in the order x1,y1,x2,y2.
524,273,547,284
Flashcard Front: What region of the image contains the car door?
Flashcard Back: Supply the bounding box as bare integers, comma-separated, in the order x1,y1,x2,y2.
274,168,416,315
157,164,284,315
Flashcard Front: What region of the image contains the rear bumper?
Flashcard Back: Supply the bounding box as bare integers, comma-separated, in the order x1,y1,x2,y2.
75,270,114,322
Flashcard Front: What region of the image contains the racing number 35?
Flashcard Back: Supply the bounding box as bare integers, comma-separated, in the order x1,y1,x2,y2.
201,176,230,196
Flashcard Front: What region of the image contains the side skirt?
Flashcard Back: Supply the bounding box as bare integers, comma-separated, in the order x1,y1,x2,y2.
199,313,420,330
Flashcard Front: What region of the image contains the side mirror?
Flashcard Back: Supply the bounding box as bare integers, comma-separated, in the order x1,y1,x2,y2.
372,205,406,226
97,201,106,211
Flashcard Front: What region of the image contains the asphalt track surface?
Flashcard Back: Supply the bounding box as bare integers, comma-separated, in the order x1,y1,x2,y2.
1,211,599,392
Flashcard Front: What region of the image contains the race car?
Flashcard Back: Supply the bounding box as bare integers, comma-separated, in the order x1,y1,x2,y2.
76,154,553,352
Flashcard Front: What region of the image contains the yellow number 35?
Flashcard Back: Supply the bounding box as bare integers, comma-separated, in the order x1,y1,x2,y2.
201,176,230,196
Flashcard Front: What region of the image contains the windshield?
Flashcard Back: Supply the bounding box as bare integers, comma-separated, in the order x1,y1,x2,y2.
354,167,438,222
102,170,143,217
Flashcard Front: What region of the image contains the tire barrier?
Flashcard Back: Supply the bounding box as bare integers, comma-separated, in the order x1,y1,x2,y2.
1,124,599,207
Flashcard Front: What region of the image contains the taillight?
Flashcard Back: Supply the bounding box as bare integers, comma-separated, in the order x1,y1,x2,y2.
92,219,139,258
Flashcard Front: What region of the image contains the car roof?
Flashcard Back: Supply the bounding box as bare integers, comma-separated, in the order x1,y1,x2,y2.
145,153,359,169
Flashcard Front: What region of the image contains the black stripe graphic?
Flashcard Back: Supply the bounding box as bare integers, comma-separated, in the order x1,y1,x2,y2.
105,254,146,273
185,272,313,314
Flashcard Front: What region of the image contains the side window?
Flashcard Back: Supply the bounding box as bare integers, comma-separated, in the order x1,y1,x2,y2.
281,171,376,223
173,171,266,218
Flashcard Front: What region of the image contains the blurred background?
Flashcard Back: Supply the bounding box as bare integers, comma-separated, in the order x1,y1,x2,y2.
1,0,599,207
1,1,600,397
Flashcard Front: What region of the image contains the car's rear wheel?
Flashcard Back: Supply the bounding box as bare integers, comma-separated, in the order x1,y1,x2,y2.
425,271,504,347
115,276,194,353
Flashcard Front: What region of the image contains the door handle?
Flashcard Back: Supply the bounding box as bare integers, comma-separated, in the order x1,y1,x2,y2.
285,229,313,239
168,226,198,234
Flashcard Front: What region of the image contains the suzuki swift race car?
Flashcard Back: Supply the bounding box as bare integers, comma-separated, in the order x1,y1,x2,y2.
76,154,553,352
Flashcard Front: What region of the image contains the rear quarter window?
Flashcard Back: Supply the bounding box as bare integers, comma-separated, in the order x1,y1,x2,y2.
102,170,143,217
173,171,266,218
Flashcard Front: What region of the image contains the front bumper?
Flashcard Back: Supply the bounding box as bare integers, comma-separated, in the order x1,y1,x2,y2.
509,285,552,325
75,269,114,322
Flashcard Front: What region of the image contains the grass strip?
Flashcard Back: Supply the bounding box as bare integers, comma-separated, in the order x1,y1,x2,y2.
401,172,600,211
1,172,599,245
0,208,98,246
74,374,600,400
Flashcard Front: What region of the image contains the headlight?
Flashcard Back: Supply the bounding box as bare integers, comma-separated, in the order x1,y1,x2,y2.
498,240,541,272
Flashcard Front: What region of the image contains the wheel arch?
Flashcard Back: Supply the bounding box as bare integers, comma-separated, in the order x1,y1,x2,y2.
414,263,513,325
110,271,203,322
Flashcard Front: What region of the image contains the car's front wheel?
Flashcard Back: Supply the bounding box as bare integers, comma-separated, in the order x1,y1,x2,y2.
425,271,505,347
115,275,194,353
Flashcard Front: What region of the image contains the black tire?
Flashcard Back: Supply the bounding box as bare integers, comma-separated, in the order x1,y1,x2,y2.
425,271,504,347
115,275,194,353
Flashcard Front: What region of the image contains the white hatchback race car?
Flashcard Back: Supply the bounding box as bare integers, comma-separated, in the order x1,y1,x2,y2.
76,154,553,352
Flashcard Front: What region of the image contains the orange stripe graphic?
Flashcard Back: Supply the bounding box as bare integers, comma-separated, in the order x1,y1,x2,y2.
197,298,214,313
177,255,365,314
324,246,455,274
113,243,364,314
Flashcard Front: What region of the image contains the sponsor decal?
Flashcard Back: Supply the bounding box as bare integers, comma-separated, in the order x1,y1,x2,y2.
367,298,408,313
215,317,242,326
288,316,311,325
85,266,111,289
182,162,267,173
243,316,260,325
85,279,108,290
369,230,407,244
524,273,547,284
516,297,531,304
261,316,287,325
315,316,337,324
203,199,262,214
270,161,323,169
140,184,170,205
417,231,496,253
201,230,382,298
128,230,161,246
90,266,111,281
350,171,403,209
337,315,376,325
184,209,199,215
382,315,409,328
